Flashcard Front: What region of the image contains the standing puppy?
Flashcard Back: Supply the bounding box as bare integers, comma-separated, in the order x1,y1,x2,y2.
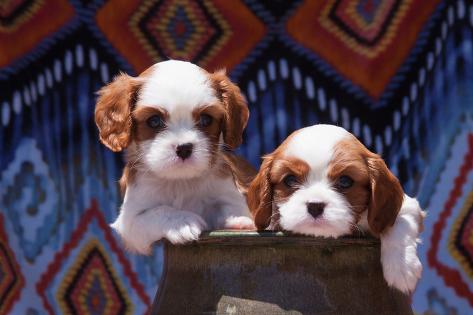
95,60,255,255
247,124,425,293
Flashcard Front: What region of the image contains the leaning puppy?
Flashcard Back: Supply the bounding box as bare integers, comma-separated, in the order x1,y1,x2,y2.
95,60,256,255
247,124,425,293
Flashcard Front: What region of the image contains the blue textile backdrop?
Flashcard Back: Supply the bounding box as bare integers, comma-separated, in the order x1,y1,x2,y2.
1,0,473,314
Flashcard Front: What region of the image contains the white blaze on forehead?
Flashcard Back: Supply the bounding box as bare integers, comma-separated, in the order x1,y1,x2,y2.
137,60,218,112
283,124,350,178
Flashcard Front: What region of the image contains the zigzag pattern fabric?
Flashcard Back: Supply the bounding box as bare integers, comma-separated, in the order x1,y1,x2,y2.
0,0,472,314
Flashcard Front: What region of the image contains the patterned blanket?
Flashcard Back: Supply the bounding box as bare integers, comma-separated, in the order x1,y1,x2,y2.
0,0,472,314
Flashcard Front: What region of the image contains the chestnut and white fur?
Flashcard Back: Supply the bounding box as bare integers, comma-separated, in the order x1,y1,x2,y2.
247,124,425,294
95,60,255,255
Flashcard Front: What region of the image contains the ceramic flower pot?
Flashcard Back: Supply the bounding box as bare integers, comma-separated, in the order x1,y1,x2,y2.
151,231,412,315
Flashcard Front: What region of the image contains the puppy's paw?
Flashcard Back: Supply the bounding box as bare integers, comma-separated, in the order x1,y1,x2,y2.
110,221,154,256
123,238,154,256
381,245,422,294
164,212,207,244
224,216,256,230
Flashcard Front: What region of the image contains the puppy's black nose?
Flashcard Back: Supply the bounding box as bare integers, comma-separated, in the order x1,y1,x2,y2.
307,202,326,219
176,143,193,160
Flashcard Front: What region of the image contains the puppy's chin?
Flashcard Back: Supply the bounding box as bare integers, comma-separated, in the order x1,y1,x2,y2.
152,158,211,179
277,188,355,238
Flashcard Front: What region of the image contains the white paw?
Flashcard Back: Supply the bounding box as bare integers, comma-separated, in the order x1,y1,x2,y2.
164,212,207,244
224,216,256,230
381,245,422,293
110,221,154,256
123,238,154,256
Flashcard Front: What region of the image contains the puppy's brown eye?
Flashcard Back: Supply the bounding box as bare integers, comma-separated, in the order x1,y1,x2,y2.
283,175,298,188
337,175,354,189
198,114,212,127
146,115,165,129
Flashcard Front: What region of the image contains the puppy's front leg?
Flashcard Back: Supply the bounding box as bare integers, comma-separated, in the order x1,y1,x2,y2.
380,195,425,293
111,205,207,255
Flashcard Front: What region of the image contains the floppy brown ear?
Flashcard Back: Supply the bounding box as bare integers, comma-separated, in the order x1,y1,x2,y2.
94,73,142,152
247,156,274,230
211,70,249,149
366,153,404,235
221,152,257,196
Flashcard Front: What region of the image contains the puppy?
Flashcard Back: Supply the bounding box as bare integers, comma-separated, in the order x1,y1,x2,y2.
95,60,256,255
247,124,425,293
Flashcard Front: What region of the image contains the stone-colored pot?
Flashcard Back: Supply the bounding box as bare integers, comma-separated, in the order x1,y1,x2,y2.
151,231,412,315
